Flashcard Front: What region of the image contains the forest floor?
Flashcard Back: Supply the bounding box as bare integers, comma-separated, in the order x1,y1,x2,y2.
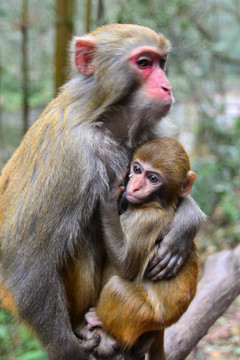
187,292,240,360
1,299,240,360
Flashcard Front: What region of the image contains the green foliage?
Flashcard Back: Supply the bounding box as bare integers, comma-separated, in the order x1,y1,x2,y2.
0,0,55,113
192,158,219,215
0,310,47,360
218,191,240,223
192,117,240,249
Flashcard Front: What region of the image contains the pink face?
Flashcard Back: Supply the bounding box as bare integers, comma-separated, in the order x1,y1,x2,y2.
129,46,174,107
75,39,174,112
126,160,163,204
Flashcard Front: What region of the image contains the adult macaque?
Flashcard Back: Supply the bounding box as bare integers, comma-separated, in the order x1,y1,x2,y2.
86,137,200,360
0,24,204,360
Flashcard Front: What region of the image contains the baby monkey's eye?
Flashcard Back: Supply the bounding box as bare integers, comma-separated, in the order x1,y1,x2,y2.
159,56,167,70
147,174,160,184
133,165,142,174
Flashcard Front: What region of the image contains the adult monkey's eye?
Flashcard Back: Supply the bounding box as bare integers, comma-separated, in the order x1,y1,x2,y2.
147,174,160,184
159,56,167,70
136,55,152,69
133,165,142,174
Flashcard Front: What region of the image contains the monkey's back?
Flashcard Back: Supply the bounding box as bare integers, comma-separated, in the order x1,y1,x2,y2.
0,93,129,318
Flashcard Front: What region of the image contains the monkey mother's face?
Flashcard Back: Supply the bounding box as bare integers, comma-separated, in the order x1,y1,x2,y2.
129,46,174,115
74,24,174,119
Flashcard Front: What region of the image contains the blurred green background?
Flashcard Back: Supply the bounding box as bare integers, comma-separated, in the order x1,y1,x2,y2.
0,0,239,359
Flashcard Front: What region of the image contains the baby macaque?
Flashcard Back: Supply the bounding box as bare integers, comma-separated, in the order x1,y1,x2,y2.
85,137,200,360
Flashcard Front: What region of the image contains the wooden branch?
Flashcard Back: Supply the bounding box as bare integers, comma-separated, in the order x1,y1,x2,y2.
164,245,240,360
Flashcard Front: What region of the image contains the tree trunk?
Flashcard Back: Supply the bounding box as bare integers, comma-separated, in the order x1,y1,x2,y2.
86,0,92,32
21,0,29,135
97,0,104,27
55,0,74,91
164,245,240,359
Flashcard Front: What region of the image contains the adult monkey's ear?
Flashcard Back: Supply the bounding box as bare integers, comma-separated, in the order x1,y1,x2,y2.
75,37,97,75
178,171,197,197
